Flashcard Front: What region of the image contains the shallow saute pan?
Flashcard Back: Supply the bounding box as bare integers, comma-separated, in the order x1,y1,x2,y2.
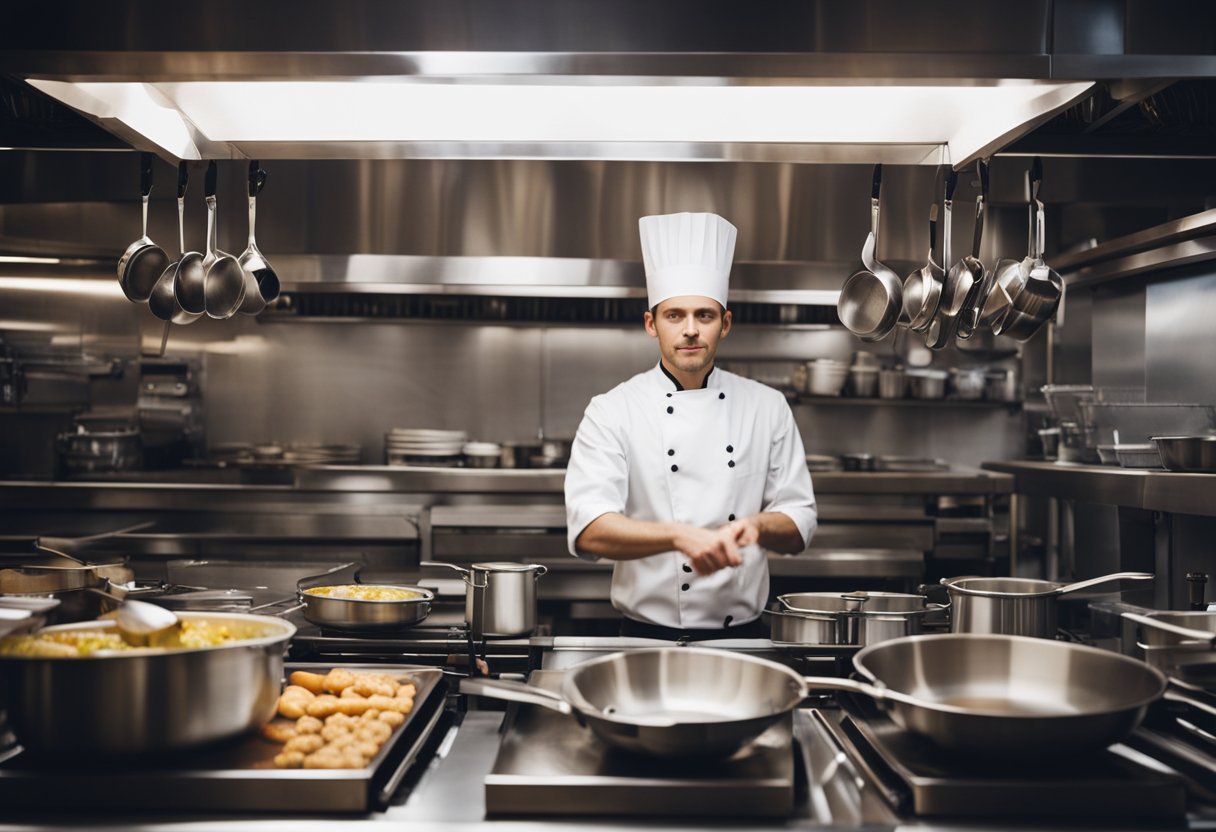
805,633,1166,758
297,582,433,631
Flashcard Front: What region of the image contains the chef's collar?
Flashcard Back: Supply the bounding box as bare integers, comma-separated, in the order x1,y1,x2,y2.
659,361,715,392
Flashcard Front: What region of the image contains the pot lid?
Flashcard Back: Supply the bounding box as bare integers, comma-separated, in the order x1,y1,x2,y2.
471,561,543,572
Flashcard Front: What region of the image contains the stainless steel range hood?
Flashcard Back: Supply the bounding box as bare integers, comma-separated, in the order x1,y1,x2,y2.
0,0,1119,168
1,0,1214,319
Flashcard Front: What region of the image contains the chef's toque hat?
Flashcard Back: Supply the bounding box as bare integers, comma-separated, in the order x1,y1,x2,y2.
639,212,737,310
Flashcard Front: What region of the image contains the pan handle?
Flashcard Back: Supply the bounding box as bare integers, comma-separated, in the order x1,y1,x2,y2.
459,677,573,716
1055,571,1154,596
36,521,155,559
801,675,924,712
1124,612,1216,647
420,560,470,579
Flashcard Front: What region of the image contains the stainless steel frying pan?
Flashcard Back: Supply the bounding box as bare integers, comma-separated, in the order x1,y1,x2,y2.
462,647,802,758
462,637,1165,759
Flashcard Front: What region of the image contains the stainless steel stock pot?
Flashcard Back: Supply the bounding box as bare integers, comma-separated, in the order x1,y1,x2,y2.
424,560,547,637
0,611,296,757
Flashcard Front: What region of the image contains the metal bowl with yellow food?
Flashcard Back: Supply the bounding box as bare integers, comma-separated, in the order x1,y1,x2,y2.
298,583,433,631
0,611,296,757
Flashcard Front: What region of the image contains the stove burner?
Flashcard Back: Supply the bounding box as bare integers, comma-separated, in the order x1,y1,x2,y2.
820,695,1188,819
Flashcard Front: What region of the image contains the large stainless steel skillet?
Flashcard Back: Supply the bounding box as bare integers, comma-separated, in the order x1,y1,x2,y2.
462,635,1166,759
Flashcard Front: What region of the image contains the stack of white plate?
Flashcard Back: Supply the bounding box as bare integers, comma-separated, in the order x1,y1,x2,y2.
386,428,468,467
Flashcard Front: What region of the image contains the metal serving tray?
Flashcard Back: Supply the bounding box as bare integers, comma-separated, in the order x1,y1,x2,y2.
0,663,447,814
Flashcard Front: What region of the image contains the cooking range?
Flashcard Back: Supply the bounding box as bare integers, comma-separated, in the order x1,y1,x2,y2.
2,579,1216,823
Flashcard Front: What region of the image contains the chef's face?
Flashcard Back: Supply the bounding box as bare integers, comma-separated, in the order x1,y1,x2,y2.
644,296,732,378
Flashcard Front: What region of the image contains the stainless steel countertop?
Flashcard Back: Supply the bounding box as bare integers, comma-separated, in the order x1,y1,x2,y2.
0,465,1014,496
3,708,1210,831
982,460,1216,517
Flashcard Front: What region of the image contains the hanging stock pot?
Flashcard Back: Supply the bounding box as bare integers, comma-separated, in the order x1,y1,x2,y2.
424,561,547,637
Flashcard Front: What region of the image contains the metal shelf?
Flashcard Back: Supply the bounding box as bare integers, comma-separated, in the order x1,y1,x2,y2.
982,460,1216,517
792,397,1022,410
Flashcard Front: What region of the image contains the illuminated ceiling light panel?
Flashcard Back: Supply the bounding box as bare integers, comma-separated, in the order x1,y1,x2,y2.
29,79,1093,164
0,276,126,298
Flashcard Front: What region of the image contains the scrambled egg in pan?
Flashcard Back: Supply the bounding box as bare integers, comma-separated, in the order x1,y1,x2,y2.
303,585,424,602
0,619,263,657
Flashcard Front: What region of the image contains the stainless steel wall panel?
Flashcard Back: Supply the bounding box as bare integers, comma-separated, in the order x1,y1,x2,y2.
0,1,1050,62
1145,266,1216,404
1092,283,1146,391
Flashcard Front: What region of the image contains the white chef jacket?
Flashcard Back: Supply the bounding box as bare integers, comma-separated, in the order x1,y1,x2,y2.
565,363,817,629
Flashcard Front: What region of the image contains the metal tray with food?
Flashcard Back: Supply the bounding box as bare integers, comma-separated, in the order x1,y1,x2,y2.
0,662,447,814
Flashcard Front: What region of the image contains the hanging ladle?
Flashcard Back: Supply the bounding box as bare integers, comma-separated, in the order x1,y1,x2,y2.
238,160,279,310
149,162,204,329
202,161,247,319
902,200,944,333
923,170,960,350
117,152,169,303
955,159,992,341
837,164,903,342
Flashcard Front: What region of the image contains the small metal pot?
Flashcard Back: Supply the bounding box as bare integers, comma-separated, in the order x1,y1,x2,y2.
1124,611,1216,687
906,368,947,400
945,572,1154,638
840,453,878,472
767,591,944,646
877,367,906,399
58,428,142,473
424,561,548,637
499,442,543,469
985,368,1020,402
0,611,296,757
949,367,987,400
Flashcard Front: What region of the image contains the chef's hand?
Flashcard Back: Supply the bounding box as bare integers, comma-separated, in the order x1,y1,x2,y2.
724,516,761,548
671,524,743,576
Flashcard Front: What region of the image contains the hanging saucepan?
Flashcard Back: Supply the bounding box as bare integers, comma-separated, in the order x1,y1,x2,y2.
462,637,1166,759
944,571,1154,638
982,166,1038,332
902,201,944,333
922,170,960,350
201,161,247,319
998,161,1065,342
837,165,902,342
422,560,547,637
116,152,169,303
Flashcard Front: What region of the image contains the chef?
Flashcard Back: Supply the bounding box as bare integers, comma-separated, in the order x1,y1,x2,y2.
564,211,817,640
